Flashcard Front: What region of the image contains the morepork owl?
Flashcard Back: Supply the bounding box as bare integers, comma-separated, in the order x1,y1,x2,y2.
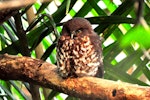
56,17,103,78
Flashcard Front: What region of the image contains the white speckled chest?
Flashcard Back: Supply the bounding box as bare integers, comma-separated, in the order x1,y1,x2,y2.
57,35,100,78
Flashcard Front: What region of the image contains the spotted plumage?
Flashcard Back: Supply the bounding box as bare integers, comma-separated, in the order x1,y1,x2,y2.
56,17,103,78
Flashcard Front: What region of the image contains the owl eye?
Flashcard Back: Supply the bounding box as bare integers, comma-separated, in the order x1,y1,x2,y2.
75,29,82,34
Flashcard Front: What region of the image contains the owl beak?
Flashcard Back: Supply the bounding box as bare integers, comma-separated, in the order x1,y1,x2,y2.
71,31,76,39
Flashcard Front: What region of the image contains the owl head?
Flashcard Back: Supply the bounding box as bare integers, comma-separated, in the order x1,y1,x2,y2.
61,17,93,38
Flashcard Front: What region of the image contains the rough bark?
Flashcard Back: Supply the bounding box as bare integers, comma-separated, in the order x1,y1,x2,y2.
0,0,51,10
0,54,150,100
0,0,52,25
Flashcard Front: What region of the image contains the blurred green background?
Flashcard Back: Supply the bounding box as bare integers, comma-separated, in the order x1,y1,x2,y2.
0,0,150,100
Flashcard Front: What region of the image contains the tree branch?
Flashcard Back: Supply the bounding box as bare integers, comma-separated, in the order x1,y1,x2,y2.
0,54,150,100
0,0,51,10
0,0,52,24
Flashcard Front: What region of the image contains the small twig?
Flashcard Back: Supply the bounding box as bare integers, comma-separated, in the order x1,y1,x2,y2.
134,0,144,24
134,0,149,29
14,12,30,56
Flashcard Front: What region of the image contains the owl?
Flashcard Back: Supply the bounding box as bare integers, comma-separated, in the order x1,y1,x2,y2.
56,17,103,78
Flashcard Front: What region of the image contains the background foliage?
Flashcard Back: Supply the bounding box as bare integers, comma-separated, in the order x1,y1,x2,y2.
0,0,150,100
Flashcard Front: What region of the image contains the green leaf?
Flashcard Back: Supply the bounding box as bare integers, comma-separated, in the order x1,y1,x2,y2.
36,2,50,15
121,25,150,48
66,0,71,14
10,81,28,100
48,90,60,100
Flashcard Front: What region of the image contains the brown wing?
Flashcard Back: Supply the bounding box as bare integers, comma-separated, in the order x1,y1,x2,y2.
88,32,103,78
